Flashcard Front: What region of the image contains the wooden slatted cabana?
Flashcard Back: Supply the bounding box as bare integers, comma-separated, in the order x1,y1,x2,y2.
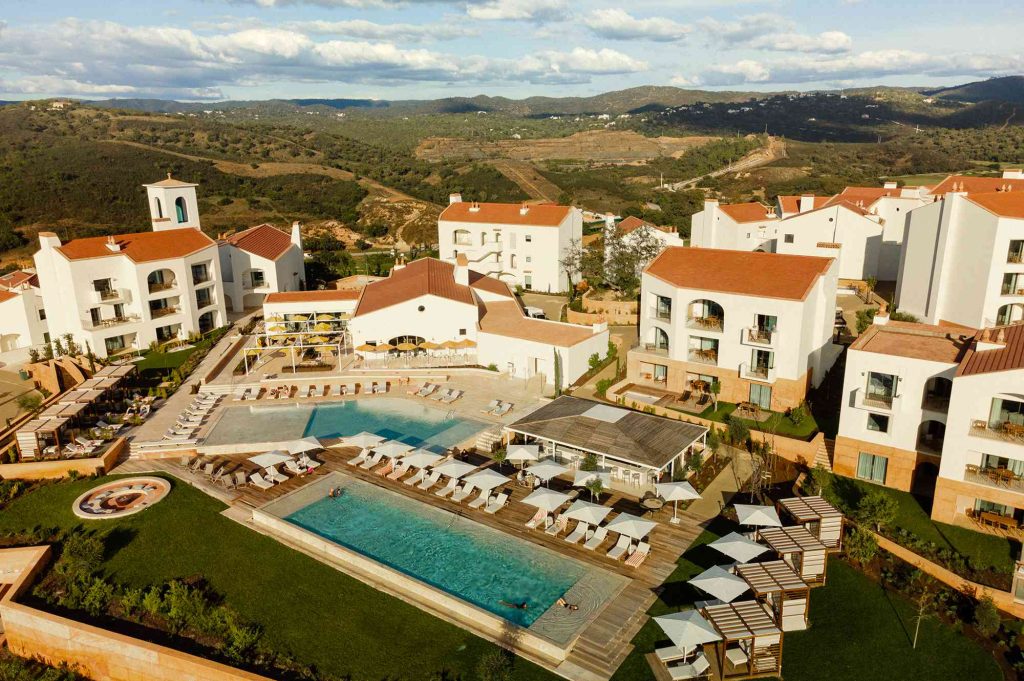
15,417,69,460
703,600,782,679
734,560,809,631
778,495,844,551
756,526,829,586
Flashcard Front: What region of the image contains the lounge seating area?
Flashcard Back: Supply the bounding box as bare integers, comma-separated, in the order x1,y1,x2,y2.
180,444,323,492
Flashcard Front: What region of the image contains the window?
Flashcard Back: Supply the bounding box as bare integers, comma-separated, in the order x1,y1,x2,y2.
1009,240,1024,264
174,197,188,223
113,303,125,320
93,279,113,299
784,234,794,244
525,235,532,243
89,308,101,326
865,371,897,407
38,309,46,321
249,270,265,288
104,336,127,355
43,332,50,344
524,275,533,290
480,232,486,246
866,413,890,433
1001,272,1024,296
510,233,516,248
196,289,213,309
153,197,163,219
749,384,772,410
653,364,668,382
191,264,210,285
857,452,887,483
654,295,672,320
458,328,467,336
989,397,1024,430
526,256,532,263
510,254,517,269
454,230,471,246
156,325,177,342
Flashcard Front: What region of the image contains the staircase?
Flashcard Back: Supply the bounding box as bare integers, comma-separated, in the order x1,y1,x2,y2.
813,438,835,471
474,426,502,454
564,584,657,677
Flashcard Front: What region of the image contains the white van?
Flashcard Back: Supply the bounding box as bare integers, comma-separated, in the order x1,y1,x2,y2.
524,306,546,319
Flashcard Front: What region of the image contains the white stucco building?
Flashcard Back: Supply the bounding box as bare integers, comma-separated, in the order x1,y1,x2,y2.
219,223,305,312
690,200,779,253
0,270,49,354
347,256,608,388
626,247,840,412
437,196,582,293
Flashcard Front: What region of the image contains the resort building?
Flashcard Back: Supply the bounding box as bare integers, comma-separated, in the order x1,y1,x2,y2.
0,270,49,354
626,247,840,413
896,182,1024,329
347,256,608,388
504,395,707,494
611,216,685,251
219,223,305,313
690,200,779,253
437,195,582,293
32,228,227,358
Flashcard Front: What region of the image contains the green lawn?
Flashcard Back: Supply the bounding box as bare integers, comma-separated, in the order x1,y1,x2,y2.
698,402,819,440
0,475,556,681
134,348,195,373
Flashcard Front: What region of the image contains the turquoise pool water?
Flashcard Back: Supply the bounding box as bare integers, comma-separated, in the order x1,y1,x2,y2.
203,398,485,452
284,478,588,626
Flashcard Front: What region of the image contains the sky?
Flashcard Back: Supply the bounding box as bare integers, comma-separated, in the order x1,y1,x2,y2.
0,0,1022,102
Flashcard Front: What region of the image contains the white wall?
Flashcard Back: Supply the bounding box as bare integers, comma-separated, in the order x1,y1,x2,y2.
0,290,48,352
690,201,778,252
775,206,883,280
219,244,305,313
348,294,479,347
477,325,608,388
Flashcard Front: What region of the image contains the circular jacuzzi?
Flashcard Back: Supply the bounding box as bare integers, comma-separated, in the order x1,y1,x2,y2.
72,477,171,520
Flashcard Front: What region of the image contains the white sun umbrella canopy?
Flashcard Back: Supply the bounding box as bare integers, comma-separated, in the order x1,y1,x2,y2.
605,512,657,540
432,459,478,479
563,499,612,526
709,532,770,563
463,468,510,491
522,487,571,513
400,449,444,470
573,469,612,487
688,565,750,603
656,481,701,523
528,460,569,483
506,443,540,464
734,504,783,528
343,432,386,448
654,610,721,655
283,437,322,456
374,441,415,459
248,450,293,468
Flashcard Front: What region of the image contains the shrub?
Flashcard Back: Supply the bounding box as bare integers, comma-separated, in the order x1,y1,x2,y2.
974,595,1001,637
725,415,750,445
588,353,601,372
486,363,498,372
15,393,42,413
476,650,512,681
83,577,115,617
607,340,617,360
580,453,599,471
845,527,878,564
595,378,613,398
56,531,105,579
855,489,898,532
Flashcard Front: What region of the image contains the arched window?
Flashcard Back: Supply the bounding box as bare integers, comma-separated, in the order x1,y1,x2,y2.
175,197,188,223
453,229,471,246
153,198,163,219
652,327,669,351
997,303,1024,326
480,232,487,246
510,254,517,269
687,299,725,332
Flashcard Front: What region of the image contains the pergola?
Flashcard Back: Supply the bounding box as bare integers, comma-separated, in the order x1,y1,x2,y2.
15,417,70,460
734,560,810,632
703,600,783,679
777,495,845,551
756,526,829,586
94,364,137,379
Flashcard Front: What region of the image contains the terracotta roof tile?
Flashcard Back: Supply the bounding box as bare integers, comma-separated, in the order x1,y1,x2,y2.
0,270,38,290
777,195,832,214
824,186,904,208
57,229,215,263
222,224,294,261
468,270,515,298
440,202,572,227
957,323,1024,377
851,323,971,364
0,290,18,304
965,192,1024,219
618,215,674,234
930,175,1024,196
144,174,197,188
354,258,475,316
717,202,777,223
264,290,361,304
645,247,833,301
479,300,598,347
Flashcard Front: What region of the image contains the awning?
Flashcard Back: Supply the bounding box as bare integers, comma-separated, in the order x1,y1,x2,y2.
248,450,293,468
735,504,783,528
688,565,750,603
605,512,657,540
653,610,721,651
463,468,509,491
709,532,770,563
522,487,571,513
506,443,540,463
528,460,569,482
562,499,612,525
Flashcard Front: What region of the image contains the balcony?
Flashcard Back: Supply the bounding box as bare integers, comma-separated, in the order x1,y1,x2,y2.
1001,284,1024,297
687,348,718,366
149,306,180,319
192,272,212,286
921,393,950,412
742,326,777,347
687,316,723,333
83,314,140,330
970,420,1024,443
195,296,215,310
964,464,1024,494
649,307,672,322
853,387,899,411
88,287,127,305
740,362,776,383
148,281,176,295
640,343,670,357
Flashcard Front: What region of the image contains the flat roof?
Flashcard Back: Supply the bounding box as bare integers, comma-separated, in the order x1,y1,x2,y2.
758,526,828,554
851,322,971,364
735,560,808,595
505,395,706,470
478,300,597,348
94,364,137,378
703,600,780,640
778,496,843,522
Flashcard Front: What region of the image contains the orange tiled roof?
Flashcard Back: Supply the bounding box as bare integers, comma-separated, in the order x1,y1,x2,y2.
930,175,1024,196
0,290,17,304
222,224,294,261
264,290,361,304
57,229,215,263
777,195,832,214
354,258,474,316
825,187,905,209
645,247,832,301
958,323,1024,377
468,270,515,298
440,202,572,227
617,216,674,234
144,174,197,188
0,270,38,290
966,192,1024,219
479,300,597,347
717,202,777,223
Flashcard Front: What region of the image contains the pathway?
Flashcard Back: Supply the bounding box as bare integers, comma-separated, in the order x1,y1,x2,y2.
492,160,563,203
660,137,787,191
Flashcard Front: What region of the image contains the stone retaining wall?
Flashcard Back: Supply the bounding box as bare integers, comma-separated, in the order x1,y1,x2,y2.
0,438,125,480
581,291,638,325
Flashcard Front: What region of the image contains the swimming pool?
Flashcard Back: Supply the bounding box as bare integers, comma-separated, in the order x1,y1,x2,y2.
203,398,486,451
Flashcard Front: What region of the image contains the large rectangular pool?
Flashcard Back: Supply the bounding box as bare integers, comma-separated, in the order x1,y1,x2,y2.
203,397,486,452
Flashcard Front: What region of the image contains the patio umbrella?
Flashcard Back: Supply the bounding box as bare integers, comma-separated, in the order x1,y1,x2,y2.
563,499,612,526
375,343,396,352
265,314,284,322
463,468,509,491
432,459,478,479
454,339,477,349
419,341,441,350
396,342,419,351
687,565,749,603
522,487,571,513
734,504,783,528
440,340,460,349
573,469,612,487
355,343,378,352
656,481,701,523
528,460,568,484
653,610,721,655
506,443,540,464
316,314,335,321
292,314,310,322
401,449,444,470
248,450,293,468
313,322,333,331
283,437,322,455
709,532,769,563
375,441,414,459
606,512,657,540
342,432,386,448
307,336,329,344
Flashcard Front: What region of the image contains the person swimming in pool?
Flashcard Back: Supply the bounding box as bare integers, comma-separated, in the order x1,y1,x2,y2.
556,597,579,611
499,600,529,610
328,487,342,499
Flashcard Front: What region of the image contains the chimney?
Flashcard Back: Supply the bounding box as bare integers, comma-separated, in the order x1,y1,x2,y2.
976,327,1006,352
104,236,121,253
1003,169,1024,180
468,201,481,213
883,181,898,189
291,221,303,248
519,202,529,216
38,232,61,250
449,193,463,205
392,257,406,273
799,194,815,213
873,312,889,326
454,253,469,286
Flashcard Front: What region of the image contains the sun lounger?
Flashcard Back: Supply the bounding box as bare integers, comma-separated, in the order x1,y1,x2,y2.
96,420,123,432
493,402,512,417
668,653,709,681
359,451,384,470
440,389,463,404
211,467,227,483
564,521,588,544
387,463,411,481
284,459,309,475
430,388,451,402
76,435,103,449
484,492,509,514
347,448,372,466
451,484,476,503
435,478,459,498
416,383,438,397
625,542,650,568
332,384,343,397
583,527,608,551
481,399,500,414
467,490,491,509
249,472,275,490
607,534,631,560
655,646,689,664
307,385,318,398
265,466,288,484
298,454,321,470
373,382,387,394
545,514,567,536
525,508,547,529
232,387,248,401
405,469,427,486
418,470,442,490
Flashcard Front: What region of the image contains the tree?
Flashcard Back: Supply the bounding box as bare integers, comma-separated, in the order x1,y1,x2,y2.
558,238,584,298
908,570,938,649
855,489,898,532
15,393,41,414
585,477,605,502
492,448,508,470
974,595,1001,638
552,348,562,397
844,526,878,565
709,380,721,410
588,353,601,373
580,453,599,471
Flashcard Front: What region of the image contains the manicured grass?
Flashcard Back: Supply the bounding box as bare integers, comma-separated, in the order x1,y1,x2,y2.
609,518,1000,681
134,348,195,373
0,475,557,681
699,401,819,440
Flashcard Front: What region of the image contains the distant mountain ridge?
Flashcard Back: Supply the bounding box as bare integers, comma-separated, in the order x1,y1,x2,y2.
924,76,1024,105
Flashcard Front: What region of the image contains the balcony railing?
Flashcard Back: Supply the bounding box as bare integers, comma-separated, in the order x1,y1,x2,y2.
970,420,1024,442
195,297,215,310
192,272,212,286
740,362,776,383
149,306,180,319
641,343,670,357
687,316,723,332
649,307,672,322
83,314,140,329
852,387,899,411
1009,252,1024,264
742,326,776,347
965,464,1024,493
687,348,718,366
1001,284,1024,296
148,281,176,294
89,287,127,305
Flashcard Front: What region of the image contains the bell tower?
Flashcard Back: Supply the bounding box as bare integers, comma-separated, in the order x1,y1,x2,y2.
144,173,201,231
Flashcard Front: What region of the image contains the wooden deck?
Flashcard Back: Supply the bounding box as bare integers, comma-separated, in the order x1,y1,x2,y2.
162,445,710,680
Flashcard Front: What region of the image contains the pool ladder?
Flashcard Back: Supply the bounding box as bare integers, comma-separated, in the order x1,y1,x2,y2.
445,409,456,420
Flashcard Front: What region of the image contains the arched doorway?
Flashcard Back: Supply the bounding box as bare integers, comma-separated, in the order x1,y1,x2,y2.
687,298,725,331
917,420,946,455
175,197,188,223
198,311,217,334
912,461,939,497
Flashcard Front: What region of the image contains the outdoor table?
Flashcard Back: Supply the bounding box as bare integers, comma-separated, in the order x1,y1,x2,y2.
980,511,1017,530
988,468,1017,486
725,647,749,667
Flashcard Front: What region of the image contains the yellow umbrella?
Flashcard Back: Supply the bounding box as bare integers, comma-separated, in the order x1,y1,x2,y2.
267,324,287,333
396,342,418,351
308,336,329,344
419,341,441,350
266,314,284,322
440,340,459,349
291,314,310,322
356,343,378,352
313,322,332,331
454,339,477,349
376,343,396,351
316,313,336,321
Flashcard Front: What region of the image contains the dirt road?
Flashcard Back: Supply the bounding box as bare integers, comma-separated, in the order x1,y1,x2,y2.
491,160,563,202
661,136,788,191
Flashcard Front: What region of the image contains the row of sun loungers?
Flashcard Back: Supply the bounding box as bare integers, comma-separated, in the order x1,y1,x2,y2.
184,452,321,491
480,399,513,417
525,509,651,566
164,394,223,441
408,383,463,403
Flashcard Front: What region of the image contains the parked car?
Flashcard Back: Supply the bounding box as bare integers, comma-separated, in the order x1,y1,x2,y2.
524,306,547,319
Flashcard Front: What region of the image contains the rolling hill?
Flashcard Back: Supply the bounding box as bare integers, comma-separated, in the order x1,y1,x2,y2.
925,76,1024,105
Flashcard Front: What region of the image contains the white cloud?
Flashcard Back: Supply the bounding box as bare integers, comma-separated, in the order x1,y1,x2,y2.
685,49,1024,86
697,14,852,55
750,30,852,54
583,9,692,42
466,0,568,21
286,19,477,41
